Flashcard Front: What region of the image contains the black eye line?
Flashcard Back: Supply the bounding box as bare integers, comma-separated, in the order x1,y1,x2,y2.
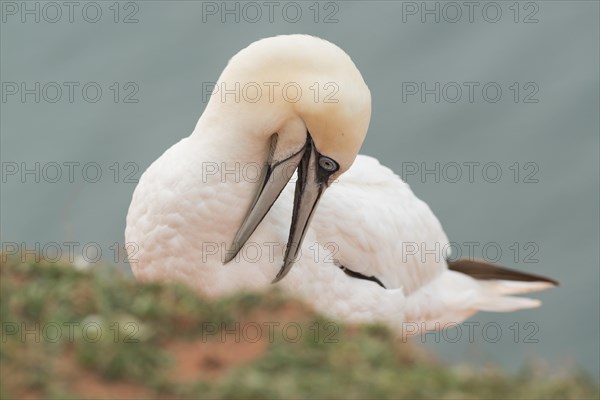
306,131,339,176
313,152,339,186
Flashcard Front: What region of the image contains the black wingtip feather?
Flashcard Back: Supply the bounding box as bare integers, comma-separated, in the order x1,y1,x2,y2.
447,259,559,286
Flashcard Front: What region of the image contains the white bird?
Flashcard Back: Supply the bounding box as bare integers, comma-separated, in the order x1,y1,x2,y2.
125,35,556,332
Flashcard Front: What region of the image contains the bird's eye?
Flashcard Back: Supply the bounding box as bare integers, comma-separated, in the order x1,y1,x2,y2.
318,156,338,172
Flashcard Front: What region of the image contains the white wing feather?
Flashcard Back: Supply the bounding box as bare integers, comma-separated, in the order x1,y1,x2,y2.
311,155,449,294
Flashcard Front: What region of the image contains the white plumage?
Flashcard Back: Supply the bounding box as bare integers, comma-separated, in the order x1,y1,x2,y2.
125,34,555,332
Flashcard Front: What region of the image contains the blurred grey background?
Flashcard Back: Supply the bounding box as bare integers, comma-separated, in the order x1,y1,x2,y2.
1,1,598,378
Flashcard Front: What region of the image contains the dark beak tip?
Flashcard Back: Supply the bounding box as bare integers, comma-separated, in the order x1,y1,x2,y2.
270,264,291,284
223,253,234,264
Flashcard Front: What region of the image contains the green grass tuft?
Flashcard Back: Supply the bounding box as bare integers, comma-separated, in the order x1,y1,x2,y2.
1,258,598,399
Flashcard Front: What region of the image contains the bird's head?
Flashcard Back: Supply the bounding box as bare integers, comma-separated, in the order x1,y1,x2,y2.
202,34,371,282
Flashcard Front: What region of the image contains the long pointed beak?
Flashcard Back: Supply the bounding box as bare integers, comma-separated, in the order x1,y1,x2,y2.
272,137,326,283
224,134,306,263
225,133,331,284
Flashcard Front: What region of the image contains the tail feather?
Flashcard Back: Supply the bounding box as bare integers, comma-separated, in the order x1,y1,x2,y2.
480,280,556,296
474,295,541,312
402,260,557,329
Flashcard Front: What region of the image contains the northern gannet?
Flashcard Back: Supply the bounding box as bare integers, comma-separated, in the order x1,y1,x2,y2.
125,35,556,331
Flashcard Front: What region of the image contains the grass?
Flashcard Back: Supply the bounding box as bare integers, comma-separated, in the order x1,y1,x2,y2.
1,257,598,399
